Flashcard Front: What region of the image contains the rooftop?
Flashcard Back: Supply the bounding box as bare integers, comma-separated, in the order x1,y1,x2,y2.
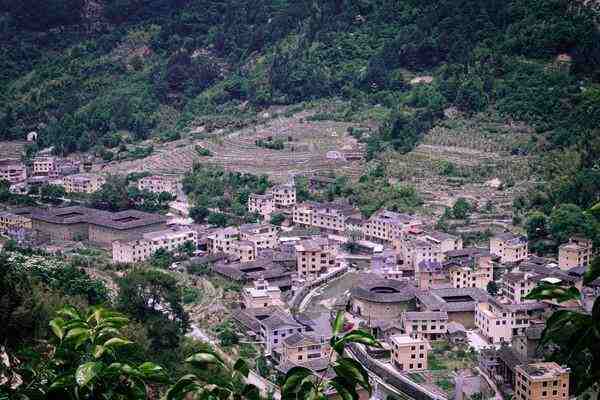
416,287,490,312
30,206,166,230
350,273,417,303
403,311,448,321
389,334,427,346
517,362,570,379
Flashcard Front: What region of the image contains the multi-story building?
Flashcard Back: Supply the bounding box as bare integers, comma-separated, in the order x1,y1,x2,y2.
491,233,528,263
417,260,451,290
234,240,257,262
558,237,592,270
295,237,337,280
63,174,106,194
268,183,296,208
363,210,422,243
292,201,360,235
32,156,57,176
401,311,448,340
389,334,429,372
514,362,569,400
242,278,285,309
138,175,180,197
248,193,275,218
207,227,240,255
111,226,198,263
259,310,305,355
0,159,27,183
281,332,331,365
502,272,538,303
474,298,543,344
445,249,493,290
239,223,278,250
0,210,33,232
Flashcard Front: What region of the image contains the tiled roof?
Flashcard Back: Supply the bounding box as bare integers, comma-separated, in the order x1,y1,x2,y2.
350,273,417,303
403,311,448,321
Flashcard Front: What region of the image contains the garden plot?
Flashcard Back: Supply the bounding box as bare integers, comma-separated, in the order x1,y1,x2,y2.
101,109,366,183
0,140,26,159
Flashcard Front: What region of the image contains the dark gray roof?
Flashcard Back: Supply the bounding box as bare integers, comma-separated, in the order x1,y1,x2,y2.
447,321,466,334
350,273,417,303
416,287,490,312
260,312,301,330
446,248,490,259
30,206,166,230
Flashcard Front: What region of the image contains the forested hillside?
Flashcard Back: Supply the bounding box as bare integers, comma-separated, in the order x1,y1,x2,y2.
1,0,599,210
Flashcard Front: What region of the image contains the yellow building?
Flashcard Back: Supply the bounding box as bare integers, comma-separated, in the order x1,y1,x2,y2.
475,298,532,344
389,334,429,372
292,201,360,235
111,226,198,263
32,156,57,175
0,159,27,183
295,237,337,280
239,223,278,250
248,193,274,218
490,233,528,263
138,175,180,197
63,173,106,194
234,240,257,262
281,332,331,364
363,210,422,243
0,210,32,232
514,362,569,400
242,279,284,309
558,237,592,271
268,183,296,208
207,226,240,255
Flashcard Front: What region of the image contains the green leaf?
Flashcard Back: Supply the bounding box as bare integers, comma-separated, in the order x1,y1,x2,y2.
166,375,202,400
332,310,345,336
75,362,103,387
57,305,81,320
334,358,371,394
185,352,224,367
341,330,382,349
93,345,105,359
583,257,600,286
49,374,75,391
103,337,132,349
138,362,168,382
49,318,65,340
329,376,359,400
523,282,581,303
65,327,90,348
233,358,250,378
282,366,314,396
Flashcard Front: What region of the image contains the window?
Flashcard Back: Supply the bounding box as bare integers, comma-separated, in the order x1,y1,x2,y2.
417,363,422,368
409,364,414,369
542,392,547,397
298,355,303,360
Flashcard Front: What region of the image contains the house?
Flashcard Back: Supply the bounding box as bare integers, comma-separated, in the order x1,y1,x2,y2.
32,156,57,176
389,334,429,372
0,159,27,183
239,223,278,250
0,210,33,232
207,227,240,255
445,248,493,290
491,233,528,263
416,287,490,329
475,298,547,344
268,183,296,208
416,260,451,290
280,332,331,365
138,175,180,197
514,362,569,400
63,173,105,194
295,237,337,281
242,278,285,309
292,200,360,235
363,210,422,243
259,310,305,355
401,311,448,340
558,237,592,270
111,225,198,263
234,240,257,262
248,193,275,219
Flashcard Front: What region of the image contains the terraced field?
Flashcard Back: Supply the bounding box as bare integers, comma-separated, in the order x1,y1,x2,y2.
100,109,366,182
0,141,26,159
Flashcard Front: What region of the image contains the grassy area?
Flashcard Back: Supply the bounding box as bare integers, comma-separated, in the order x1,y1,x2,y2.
408,373,426,383
428,340,478,371
435,377,455,396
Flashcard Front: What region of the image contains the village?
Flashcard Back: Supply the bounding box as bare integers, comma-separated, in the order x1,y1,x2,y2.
0,150,591,400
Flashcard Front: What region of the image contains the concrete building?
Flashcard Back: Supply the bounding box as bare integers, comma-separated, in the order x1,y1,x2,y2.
416,260,451,290
30,206,167,247
234,240,257,262
112,226,198,263
138,175,180,197
363,210,422,243
416,287,490,329
281,332,331,365
514,363,569,400
268,183,296,208
239,223,278,250
475,298,546,344
32,156,57,176
207,227,240,255
0,210,33,232
63,173,106,194
445,249,493,290
248,193,275,218
259,310,305,355
502,272,539,303
558,237,592,270
401,311,448,340
292,201,360,235
0,159,27,183
389,334,429,372
491,233,528,263
295,237,337,280
242,278,285,309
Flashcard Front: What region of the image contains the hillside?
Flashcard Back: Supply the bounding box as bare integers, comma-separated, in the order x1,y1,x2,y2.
1,0,599,210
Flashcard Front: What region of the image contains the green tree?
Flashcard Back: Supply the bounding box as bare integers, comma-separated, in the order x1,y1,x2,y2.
526,211,548,240
269,213,285,226
40,184,66,204
190,205,210,223
150,248,174,269
486,281,498,296
452,198,471,219
208,212,229,227
549,204,596,244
